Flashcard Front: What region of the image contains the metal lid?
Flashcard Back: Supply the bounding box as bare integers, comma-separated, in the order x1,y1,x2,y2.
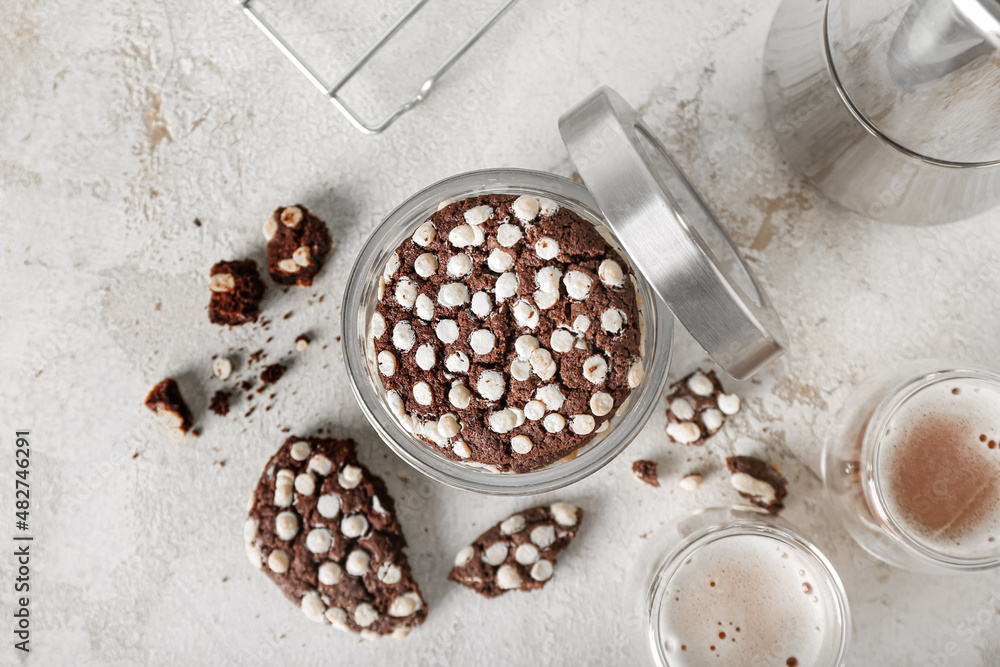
558,87,787,380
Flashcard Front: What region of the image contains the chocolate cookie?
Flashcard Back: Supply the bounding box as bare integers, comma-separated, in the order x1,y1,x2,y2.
263,205,333,287
632,460,659,487
245,437,427,638
144,378,193,442
726,455,788,514
208,259,266,326
371,194,646,473
665,370,741,446
448,502,582,598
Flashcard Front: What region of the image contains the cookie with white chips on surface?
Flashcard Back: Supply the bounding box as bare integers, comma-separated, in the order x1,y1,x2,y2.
448,503,582,598
664,369,741,446
245,436,427,638
371,194,645,473
264,205,334,287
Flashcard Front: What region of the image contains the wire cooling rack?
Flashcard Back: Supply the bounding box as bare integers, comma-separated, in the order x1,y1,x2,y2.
239,0,521,134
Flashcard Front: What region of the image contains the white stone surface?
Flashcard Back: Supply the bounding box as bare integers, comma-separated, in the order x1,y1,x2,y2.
1,0,999,665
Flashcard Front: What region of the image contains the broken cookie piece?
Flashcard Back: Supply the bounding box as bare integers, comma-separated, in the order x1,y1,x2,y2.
632,460,659,487
245,436,427,638
144,378,194,442
264,205,333,287
726,455,788,514
665,370,741,445
449,503,582,598
208,259,266,326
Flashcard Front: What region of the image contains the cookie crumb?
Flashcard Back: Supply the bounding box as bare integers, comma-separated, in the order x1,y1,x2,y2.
209,390,231,416
144,378,193,442
260,363,285,385
631,460,659,487
726,456,787,514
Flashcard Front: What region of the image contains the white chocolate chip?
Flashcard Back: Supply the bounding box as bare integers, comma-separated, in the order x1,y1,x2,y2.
470,330,496,356
244,518,259,543
294,473,316,496
435,319,459,344
550,502,578,526
464,205,493,225
308,455,332,477
281,206,303,228
497,564,522,590
513,300,540,329
590,393,614,417
292,246,312,267
563,271,593,300
325,607,348,630
372,496,389,515
392,321,416,352
317,494,341,519
534,290,559,310
666,421,702,444
455,545,474,566
278,258,300,273
445,352,470,374
438,414,460,438
687,372,714,397
212,357,232,380
412,221,436,247
346,549,371,576
209,273,234,293
339,465,363,489
524,401,546,421
306,527,333,553
515,543,539,565
452,439,471,458
414,253,438,278
535,237,559,260
543,413,566,433
275,511,299,541
495,272,519,302
378,351,397,376
598,259,625,287
601,308,625,334
582,355,608,384
511,435,533,454
438,199,455,210
511,360,531,381
415,293,435,321
471,291,493,319
267,549,290,573
449,384,473,409
413,382,433,405
535,384,565,411
301,592,326,623
489,409,518,433
438,282,470,308
341,514,369,538
378,276,385,300
386,390,406,416
447,253,473,278
530,559,554,581
477,371,505,401
287,441,310,462
512,195,540,222
501,514,526,534
448,224,478,248
274,470,295,507
537,198,559,215
482,542,509,566
319,561,343,586
680,473,703,491
670,398,695,420
371,312,386,339
488,249,514,273
263,215,278,241
731,472,777,505
514,335,540,359
354,602,378,627
531,525,556,549
550,329,575,353
718,393,741,415
415,344,436,371
572,315,591,333
497,223,523,247
702,408,724,431
384,252,400,279
246,542,263,568
389,592,422,617
535,266,563,294
570,415,596,435
378,562,402,585
628,360,645,388
529,348,557,381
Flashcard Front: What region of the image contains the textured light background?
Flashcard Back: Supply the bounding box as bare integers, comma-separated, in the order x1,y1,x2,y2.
1,0,999,665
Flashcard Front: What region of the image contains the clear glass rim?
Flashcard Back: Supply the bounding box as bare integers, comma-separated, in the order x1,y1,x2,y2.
340,168,674,495
644,507,852,667
864,364,1000,569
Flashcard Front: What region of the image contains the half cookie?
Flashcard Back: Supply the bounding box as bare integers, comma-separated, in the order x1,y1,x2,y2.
449,503,582,598
245,436,427,638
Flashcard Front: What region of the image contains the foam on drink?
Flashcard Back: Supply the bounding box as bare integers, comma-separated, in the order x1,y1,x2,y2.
657,534,833,667
877,377,1000,558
